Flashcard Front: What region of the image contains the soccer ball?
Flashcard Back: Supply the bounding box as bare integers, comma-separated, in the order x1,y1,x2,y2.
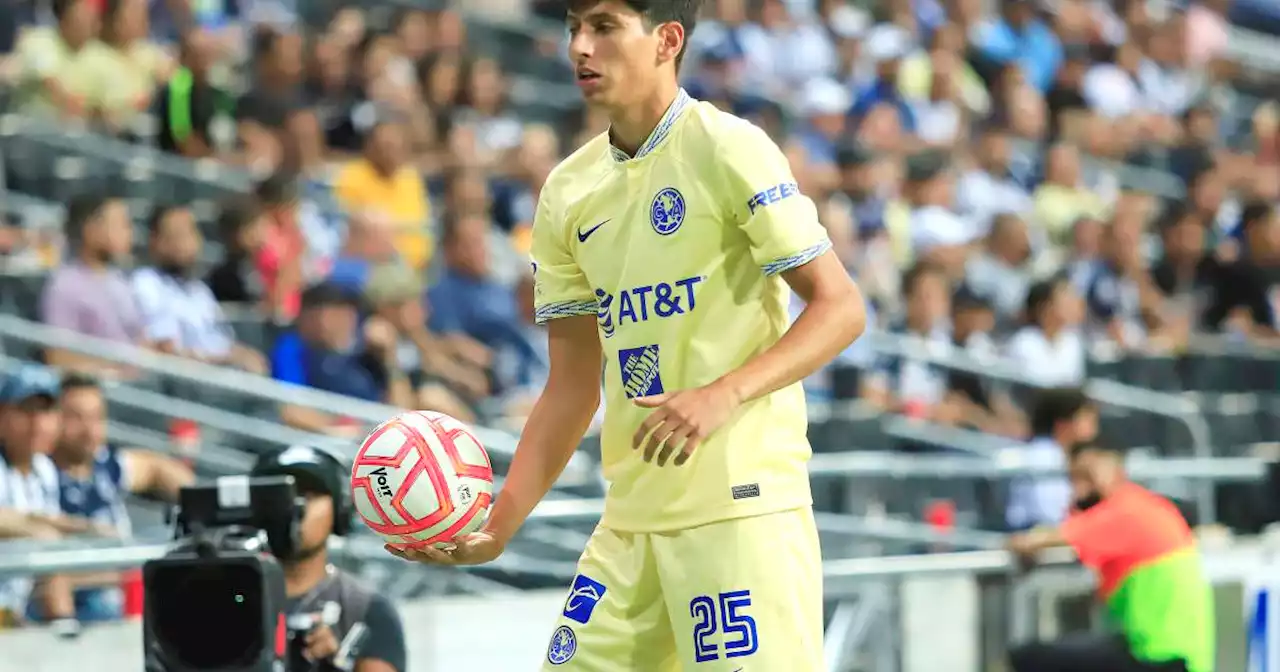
350,411,494,549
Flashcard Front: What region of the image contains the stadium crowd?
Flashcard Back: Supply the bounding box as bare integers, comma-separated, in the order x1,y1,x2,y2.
0,0,1276,638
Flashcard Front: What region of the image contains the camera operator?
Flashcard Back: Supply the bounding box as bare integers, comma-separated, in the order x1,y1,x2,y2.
253,446,406,672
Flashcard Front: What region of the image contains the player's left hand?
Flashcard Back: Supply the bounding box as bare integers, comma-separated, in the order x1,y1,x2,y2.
303,622,340,661
632,383,742,467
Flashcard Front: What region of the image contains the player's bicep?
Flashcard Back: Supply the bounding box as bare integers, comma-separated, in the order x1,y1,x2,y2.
530,190,596,325
781,248,861,305
719,122,831,275
545,315,604,396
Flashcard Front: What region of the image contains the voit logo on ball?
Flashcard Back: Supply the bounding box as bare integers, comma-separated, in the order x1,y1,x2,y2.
368,466,395,500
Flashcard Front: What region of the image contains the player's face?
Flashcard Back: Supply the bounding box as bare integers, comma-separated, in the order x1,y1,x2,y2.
567,2,684,107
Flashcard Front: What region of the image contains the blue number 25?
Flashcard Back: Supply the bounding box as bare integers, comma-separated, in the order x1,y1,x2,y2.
689,590,760,663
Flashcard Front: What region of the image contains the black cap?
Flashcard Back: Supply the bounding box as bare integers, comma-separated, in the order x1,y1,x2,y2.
905,150,951,182
301,282,359,311
836,141,877,168
254,445,345,497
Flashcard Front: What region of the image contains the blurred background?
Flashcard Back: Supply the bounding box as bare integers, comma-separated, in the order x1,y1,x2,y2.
0,0,1278,670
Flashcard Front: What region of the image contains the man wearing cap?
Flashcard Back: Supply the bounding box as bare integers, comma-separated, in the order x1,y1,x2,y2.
270,283,415,434
254,446,406,672
0,365,82,632
894,150,980,276
850,25,917,133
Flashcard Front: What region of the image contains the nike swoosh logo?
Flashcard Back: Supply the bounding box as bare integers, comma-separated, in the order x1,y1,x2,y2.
577,219,610,243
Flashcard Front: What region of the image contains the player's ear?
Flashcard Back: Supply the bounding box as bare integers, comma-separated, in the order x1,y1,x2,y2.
653,20,685,65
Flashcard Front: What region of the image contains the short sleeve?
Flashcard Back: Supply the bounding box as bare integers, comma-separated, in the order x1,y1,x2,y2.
718,120,831,275
355,593,408,672
1060,502,1129,569
40,272,81,331
530,186,596,324
131,269,180,344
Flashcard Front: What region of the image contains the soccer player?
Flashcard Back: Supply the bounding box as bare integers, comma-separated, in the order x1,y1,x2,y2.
387,1,866,669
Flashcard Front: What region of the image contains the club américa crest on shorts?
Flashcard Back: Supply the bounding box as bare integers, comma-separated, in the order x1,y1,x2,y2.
618,345,663,399
546,625,578,665
650,187,685,236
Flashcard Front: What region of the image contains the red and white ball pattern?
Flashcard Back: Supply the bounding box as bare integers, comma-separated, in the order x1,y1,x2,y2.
350,411,494,548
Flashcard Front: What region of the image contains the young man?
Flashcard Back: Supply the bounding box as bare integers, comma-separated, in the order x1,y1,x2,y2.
387,1,866,670
1006,442,1213,672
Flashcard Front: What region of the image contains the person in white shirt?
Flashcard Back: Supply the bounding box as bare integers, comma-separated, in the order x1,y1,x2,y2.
955,127,1033,233
1003,387,1098,531
0,366,80,633
1005,276,1088,387
905,150,980,278
131,205,267,374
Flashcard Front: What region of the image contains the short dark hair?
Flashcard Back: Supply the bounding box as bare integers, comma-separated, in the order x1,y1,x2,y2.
1031,387,1093,437
1068,440,1122,461
146,204,188,237
566,0,702,68
60,372,101,396
1241,201,1275,232
901,262,945,298
217,198,264,244
51,0,81,22
1023,276,1067,325
64,193,111,242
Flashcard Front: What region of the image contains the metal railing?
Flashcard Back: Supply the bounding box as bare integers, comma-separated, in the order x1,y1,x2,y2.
0,314,597,486
862,332,1222,522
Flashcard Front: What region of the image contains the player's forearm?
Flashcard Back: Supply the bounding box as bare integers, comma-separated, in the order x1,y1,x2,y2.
715,285,866,405
484,384,599,545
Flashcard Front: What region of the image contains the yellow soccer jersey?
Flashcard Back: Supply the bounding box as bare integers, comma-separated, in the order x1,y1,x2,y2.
531,89,832,532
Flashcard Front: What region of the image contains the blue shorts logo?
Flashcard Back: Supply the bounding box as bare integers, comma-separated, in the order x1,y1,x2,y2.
651,187,686,236
619,345,664,399
547,625,577,665
563,574,608,624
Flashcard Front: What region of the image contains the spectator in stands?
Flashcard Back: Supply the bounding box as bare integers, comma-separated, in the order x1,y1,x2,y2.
50,373,193,623
1007,442,1213,672
252,446,406,672
1006,276,1087,386
863,263,959,423
237,27,308,171
328,210,400,294
901,150,977,278
1004,387,1097,532
494,273,547,422
1033,143,1108,245
206,198,269,305
850,26,916,134
457,56,525,162
970,0,1062,93
0,366,77,632
965,212,1033,326
97,0,172,136
362,264,482,422
334,118,432,270
428,215,520,367
41,195,148,374
955,126,1032,232
12,0,109,120
131,205,268,373
156,30,235,158
1087,204,1186,352
271,283,414,434
1204,201,1280,340
254,174,307,322
945,287,1025,436
1152,206,1217,322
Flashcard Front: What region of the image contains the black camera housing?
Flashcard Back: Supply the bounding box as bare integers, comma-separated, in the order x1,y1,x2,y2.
143,476,305,672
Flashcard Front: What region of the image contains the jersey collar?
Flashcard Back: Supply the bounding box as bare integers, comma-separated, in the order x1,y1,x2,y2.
608,88,694,163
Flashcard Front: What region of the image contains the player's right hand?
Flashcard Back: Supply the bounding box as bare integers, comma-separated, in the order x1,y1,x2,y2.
384,530,504,566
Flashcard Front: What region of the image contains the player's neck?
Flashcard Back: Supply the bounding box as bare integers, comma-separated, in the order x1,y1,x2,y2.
607,80,681,158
